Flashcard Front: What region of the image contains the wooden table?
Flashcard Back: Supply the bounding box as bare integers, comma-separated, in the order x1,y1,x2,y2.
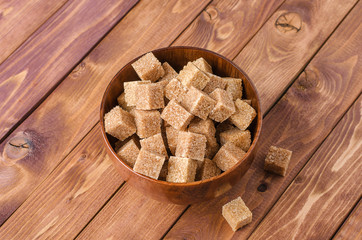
0,0,361,239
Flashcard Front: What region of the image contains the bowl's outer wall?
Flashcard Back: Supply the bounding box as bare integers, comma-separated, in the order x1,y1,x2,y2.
100,47,262,204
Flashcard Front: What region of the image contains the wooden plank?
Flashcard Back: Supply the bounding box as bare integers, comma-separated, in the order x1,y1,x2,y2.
249,97,362,239
165,2,362,239
0,0,210,229
0,0,138,141
0,0,68,64
334,200,362,240
173,0,285,57
233,0,357,113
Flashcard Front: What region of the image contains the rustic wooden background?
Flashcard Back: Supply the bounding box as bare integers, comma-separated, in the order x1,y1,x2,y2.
0,0,361,239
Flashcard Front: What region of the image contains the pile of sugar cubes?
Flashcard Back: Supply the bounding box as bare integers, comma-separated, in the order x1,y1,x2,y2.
104,52,257,183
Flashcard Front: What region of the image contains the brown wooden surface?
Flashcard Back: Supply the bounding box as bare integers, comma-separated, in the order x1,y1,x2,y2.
0,0,361,238
334,200,362,240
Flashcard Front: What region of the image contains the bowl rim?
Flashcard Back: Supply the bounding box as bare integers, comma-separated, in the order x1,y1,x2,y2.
100,46,262,187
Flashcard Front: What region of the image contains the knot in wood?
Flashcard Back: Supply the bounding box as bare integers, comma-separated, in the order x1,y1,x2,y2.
275,12,302,34
204,6,218,21
2,132,32,165
257,183,268,192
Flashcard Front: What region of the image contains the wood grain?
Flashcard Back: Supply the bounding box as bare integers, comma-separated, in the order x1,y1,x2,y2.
0,0,68,64
173,0,285,57
0,0,138,141
249,97,362,239
334,200,362,240
0,0,210,229
165,2,362,239
233,0,357,114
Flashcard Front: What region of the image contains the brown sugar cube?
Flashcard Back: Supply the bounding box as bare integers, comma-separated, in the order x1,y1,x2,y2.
192,57,212,73
166,156,197,183
264,146,292,176
175,131,207,161
131,52,165,82
133,109,161,138
215,120,234,142
165,126,183,155
224,77,243,100
230,99,256,130
197,158,221,180
104,106,136,141
209,89,236,122
161,100,194,130
188,118,216,143
203,73,227,94
158,161,168,180
181,86,216,120
164,78,188,102
220,128,251,152
243,99,252,105
135,83,165,110
140,133,168,158
133,148,165,179
213,142,246,171
205,136,219,159
124,80,151,107
177,62,210,90
222,197,252,231
160,62,178,82
116,138,140,168
117,92,134,112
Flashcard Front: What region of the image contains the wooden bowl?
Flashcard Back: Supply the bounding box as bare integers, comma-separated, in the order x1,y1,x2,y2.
100,46,262,205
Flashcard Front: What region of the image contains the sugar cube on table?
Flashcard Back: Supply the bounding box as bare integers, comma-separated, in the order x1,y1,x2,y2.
116,138,140,168
192,57,212,73
140,133,168,158
213,142,246,171
220,128,251,152
164,78,188,102
175,131,207,161
177,62,210,90
124,80,151,107
161,100,194,130
165,126,182,155
264,146,292,176
209,89,236,122
224,77,243,100
222,197,252,231
196,158,221,181
104,106,136,141
205,136,219,159
230,99,256,130
133,148,165,179
133,109,161,138
181,86,216,120
135,83,164,110
131,52,165,82
188,118,216,142
166,156,197,183
203,73,227,94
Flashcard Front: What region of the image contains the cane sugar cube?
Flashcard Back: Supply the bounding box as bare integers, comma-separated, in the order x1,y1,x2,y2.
124,81,151,107
264,146,292,176
159,161,168,180
220,128,251,152
205,136,219,159
209,89,236,122
135,83,164,110
104,106,136,141
116,138,140,168
197,158,221,180
181,87,216,120
161,100,194,130
133,149,165,179
224,77,243,100
164,78,188,102
203,73,227,94
230,99,256,130
117,92,134,112
243,99,252,105
133,109,161,138
177,62,210,90
222,197,252,231
157,79,170,90
160,62,178,82
132,52,165,82
213,142,246,171
175,131,207,161
165,126,182,155
140,133,168,158
188,118,216,143
192,57,212,73
166,156,197,183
